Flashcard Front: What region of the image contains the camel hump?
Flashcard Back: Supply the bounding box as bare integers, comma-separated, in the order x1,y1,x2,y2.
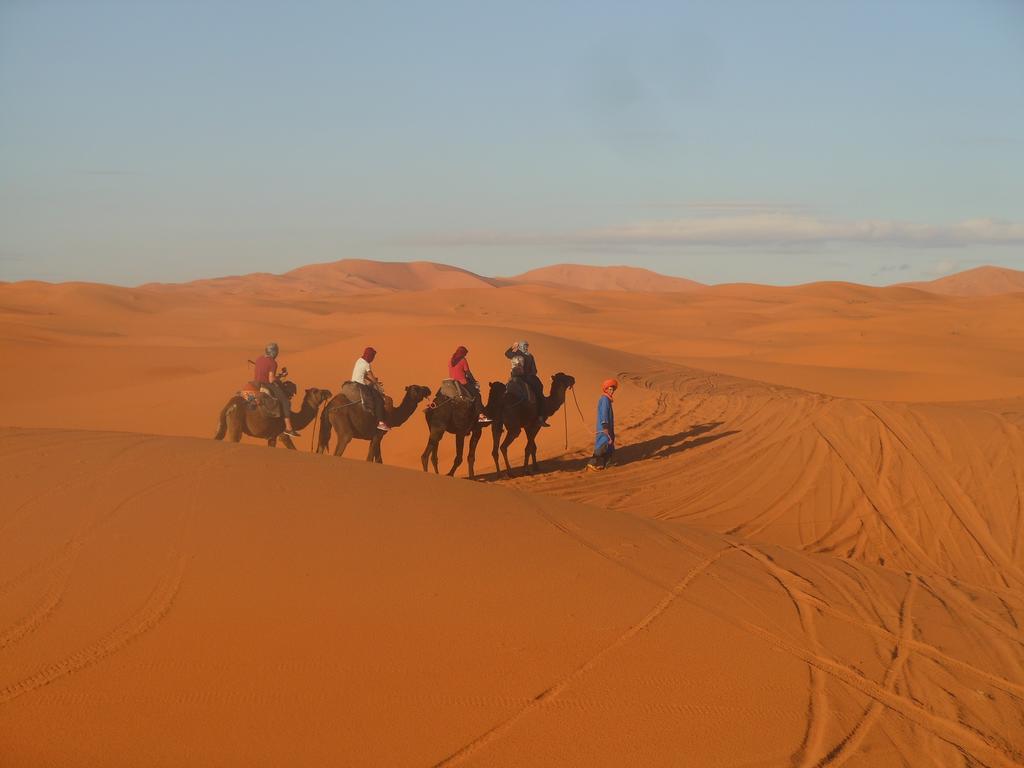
340,381,364,400
340,381,381,414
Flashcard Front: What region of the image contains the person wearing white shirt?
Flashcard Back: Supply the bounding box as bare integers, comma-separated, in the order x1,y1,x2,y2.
350,346,389,432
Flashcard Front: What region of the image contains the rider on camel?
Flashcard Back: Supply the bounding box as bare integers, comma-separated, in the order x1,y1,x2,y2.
449,345,492,424
505,340,550,427
252,342,300,437
351,346,389,432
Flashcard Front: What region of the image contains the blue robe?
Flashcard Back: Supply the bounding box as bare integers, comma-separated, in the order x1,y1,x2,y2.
594,394,615,455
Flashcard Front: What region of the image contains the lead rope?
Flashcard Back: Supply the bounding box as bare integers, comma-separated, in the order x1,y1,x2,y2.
570,385,585,421
564,396,569,449
565,386,586,450
309,402,319,452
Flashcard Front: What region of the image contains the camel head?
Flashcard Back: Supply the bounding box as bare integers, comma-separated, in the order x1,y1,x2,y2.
550,372,576,392
486,381,506,399
304,387,333,408
281,380,299,399
405,384,433,403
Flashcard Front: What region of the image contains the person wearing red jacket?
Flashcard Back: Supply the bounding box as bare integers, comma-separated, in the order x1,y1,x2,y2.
449,346,491,423
252,342,300,436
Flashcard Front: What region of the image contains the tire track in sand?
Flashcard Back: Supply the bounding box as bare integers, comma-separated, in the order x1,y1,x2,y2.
737,545,831,768
735,611,1024,768
0,556,78,652
813,575,917,767
0,553,188,705
0,453,221,706
431,544,735,767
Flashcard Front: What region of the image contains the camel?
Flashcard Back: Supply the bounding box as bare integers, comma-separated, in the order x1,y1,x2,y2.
421,381,505,478
214,384,333,449
492,372,575,477
317,383,432,463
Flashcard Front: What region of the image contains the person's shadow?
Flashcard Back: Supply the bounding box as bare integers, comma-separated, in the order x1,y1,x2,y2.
507,421,738,476
616,421,734,463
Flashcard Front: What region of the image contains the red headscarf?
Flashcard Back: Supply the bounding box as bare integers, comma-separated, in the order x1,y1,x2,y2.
601,378,619,400
362,347,377,362
450,346,468,367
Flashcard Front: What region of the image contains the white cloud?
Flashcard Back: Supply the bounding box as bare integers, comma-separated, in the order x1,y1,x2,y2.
929,258,958,275
418,213,1024,250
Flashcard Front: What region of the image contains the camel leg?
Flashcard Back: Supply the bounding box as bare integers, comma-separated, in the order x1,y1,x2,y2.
421,426,442,473
431,430,442,473
447,431,465,477
490,423,503,475
467,427,482,479
317,412,335,454
525,425,540,473
227,418,244,443
214,404,230,440
333,432,352,458
367,434,384,463
500,427,520,477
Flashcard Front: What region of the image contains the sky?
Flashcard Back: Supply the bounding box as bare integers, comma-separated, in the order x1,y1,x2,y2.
1,0,1022,286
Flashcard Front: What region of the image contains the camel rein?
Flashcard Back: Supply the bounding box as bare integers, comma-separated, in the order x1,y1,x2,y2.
308,399,363,453
564,385,586,450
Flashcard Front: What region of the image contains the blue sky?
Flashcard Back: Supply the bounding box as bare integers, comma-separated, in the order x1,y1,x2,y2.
1,0,1022,285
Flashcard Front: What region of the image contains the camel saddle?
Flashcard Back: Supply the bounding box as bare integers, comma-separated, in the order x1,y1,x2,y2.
339,381,390,414
505,376,536,407
237,384,284,418
437,379,472,402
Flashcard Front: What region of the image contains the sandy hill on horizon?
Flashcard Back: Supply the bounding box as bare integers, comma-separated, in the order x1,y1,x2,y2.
900,265,1024,296
507,264,705,292
143,258,498,296
10,260,1024,299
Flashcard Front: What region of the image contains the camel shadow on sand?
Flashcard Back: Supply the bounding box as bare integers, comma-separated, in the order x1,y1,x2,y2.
485,421,738,478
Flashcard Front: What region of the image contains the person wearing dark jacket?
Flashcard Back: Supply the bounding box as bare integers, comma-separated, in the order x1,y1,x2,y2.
505,340,549,427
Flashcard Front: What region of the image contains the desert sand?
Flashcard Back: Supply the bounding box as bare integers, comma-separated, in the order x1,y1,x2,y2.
1,261,1022,766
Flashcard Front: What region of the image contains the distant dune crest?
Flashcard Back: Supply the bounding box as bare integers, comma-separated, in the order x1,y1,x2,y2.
507,263,705,292
899,265,1024,296
5,260,1022,297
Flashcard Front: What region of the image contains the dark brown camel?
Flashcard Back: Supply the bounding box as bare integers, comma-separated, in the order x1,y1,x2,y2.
214,385,333,449
421,381,505,478
317,384,432,463
493,372,575,477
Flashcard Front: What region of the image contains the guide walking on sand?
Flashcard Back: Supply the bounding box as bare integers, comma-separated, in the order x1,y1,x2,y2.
587,378,618,471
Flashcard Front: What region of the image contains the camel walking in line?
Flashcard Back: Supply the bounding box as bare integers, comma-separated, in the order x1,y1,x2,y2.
493,372,575,477
317,383,431,463
215,385,332,449
421,381,504,478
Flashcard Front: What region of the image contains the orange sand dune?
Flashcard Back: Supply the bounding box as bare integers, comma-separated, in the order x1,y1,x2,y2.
901,265,1024,296
142,259,498,298
508,263,704,292
2,260,1024,765
2,428,1022,767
